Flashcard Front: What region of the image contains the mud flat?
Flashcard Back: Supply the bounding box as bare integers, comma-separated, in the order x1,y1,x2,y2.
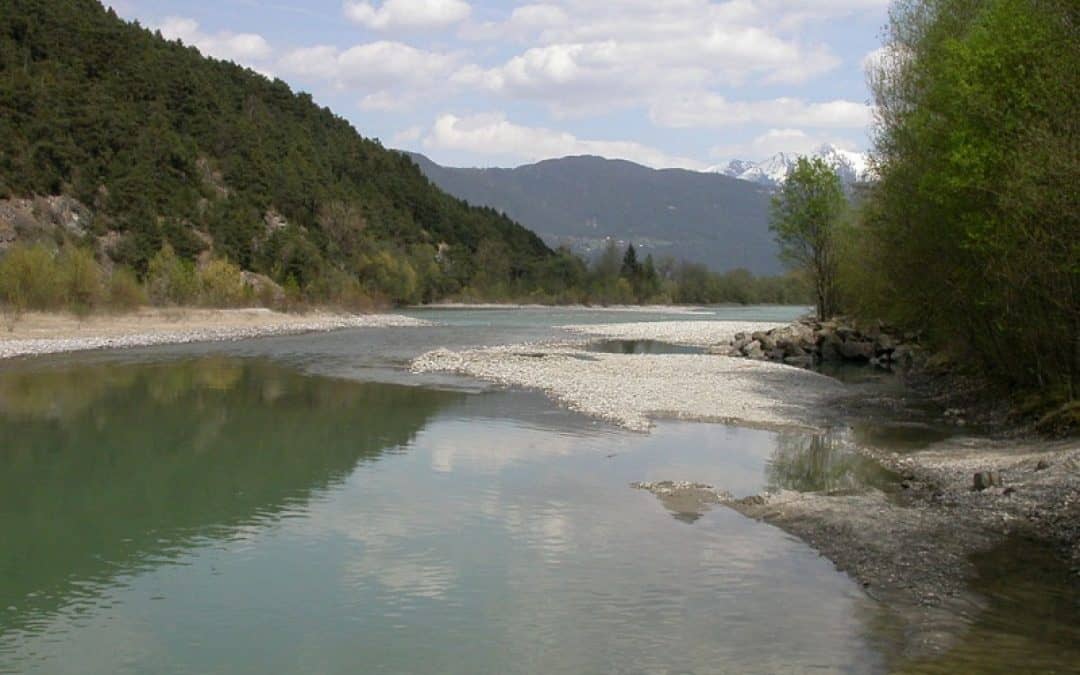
0,308,432,360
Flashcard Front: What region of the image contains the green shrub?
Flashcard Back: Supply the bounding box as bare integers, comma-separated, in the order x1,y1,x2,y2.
197,258,246,307
57,246,104,314
0,243,62,311
107,266,148,310
146,244,197,305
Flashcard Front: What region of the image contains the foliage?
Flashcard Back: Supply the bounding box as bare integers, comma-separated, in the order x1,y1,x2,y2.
106,266,147,310
0,243,62,311
859,0,1079,396
770,157,846,319
0,242,143,314
57,246,104,314
197,258,246,307
146,244,197,306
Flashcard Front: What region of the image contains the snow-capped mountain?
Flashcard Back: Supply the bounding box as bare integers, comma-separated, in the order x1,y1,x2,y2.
711,144,872,187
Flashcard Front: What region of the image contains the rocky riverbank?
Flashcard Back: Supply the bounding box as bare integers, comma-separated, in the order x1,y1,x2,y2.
712,317,926,371
632,432,1079,661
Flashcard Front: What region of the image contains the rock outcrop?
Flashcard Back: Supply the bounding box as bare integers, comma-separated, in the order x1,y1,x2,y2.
712,318,925,371
0,196,93,250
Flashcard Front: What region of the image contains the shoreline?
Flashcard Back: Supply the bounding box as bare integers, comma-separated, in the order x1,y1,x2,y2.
0,308,431,361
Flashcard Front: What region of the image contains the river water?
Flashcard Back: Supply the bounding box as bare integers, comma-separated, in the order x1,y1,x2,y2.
0,307,1075,674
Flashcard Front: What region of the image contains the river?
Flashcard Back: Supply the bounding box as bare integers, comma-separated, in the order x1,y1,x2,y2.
0,307,1075,674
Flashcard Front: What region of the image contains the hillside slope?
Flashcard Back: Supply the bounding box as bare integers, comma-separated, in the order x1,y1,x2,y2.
409,154,781,275
0,0,551,301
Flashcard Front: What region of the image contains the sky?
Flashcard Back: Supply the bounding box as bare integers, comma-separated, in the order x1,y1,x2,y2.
110,0,890,170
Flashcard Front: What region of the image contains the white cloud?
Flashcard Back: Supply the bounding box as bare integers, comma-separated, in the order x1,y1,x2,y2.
390,125,424,146
158,17,271,65
651,95,872,129
451,2,841,115
279,41,459,108
344,0,471,31
423,113,706,169
461,3,569,41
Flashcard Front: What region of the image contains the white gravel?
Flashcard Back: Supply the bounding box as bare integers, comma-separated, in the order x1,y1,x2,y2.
0,312,432,360
411,336,843,432
560,320,784,347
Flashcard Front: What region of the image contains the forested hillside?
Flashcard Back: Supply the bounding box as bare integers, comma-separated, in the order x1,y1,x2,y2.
0,0,551,304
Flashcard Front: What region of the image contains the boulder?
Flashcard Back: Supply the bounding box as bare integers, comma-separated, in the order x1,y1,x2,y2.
744,340,764,359
838,339,875,361
973,471,1001,491
875,334,897,353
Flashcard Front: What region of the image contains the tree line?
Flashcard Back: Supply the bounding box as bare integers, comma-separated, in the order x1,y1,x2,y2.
771,0,1078,407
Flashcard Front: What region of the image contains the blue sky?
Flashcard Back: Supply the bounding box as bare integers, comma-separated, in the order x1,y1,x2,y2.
111,0,890,170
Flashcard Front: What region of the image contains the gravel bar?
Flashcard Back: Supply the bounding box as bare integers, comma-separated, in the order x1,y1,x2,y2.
411,333,843,432
0,310,432,360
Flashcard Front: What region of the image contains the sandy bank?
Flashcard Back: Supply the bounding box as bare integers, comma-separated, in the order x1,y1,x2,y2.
0,308,432,360
411,330,843,432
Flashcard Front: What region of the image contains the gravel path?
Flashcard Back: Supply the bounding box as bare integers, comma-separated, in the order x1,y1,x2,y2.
0,309,432,360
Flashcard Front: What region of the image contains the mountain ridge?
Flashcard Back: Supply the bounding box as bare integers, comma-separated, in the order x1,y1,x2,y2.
406,152,782,275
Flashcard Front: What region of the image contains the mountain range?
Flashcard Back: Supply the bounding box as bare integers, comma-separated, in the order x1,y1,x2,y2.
711,144,872,187
408,153,782,275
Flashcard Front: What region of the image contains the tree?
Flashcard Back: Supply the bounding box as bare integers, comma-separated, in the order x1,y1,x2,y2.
770,157,846,319
620,243,640,279
862,0,1079,398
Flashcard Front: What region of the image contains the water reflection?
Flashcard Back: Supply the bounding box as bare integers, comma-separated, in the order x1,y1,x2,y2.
584,339,706,355
896,538,1080,673
0,358,886,674
766,431,897,493
0,359,461,635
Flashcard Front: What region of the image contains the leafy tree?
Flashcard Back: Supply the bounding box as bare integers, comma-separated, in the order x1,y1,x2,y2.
770,157,846,319
146,243,197,305
861,0,1079,397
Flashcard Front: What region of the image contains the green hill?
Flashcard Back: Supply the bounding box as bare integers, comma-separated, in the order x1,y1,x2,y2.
0,0,551,303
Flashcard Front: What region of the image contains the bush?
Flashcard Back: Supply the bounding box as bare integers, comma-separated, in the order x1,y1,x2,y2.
197,258,246,307
0,243,62,311
57,246,104,314
146,244,197,305
107,266,147,310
